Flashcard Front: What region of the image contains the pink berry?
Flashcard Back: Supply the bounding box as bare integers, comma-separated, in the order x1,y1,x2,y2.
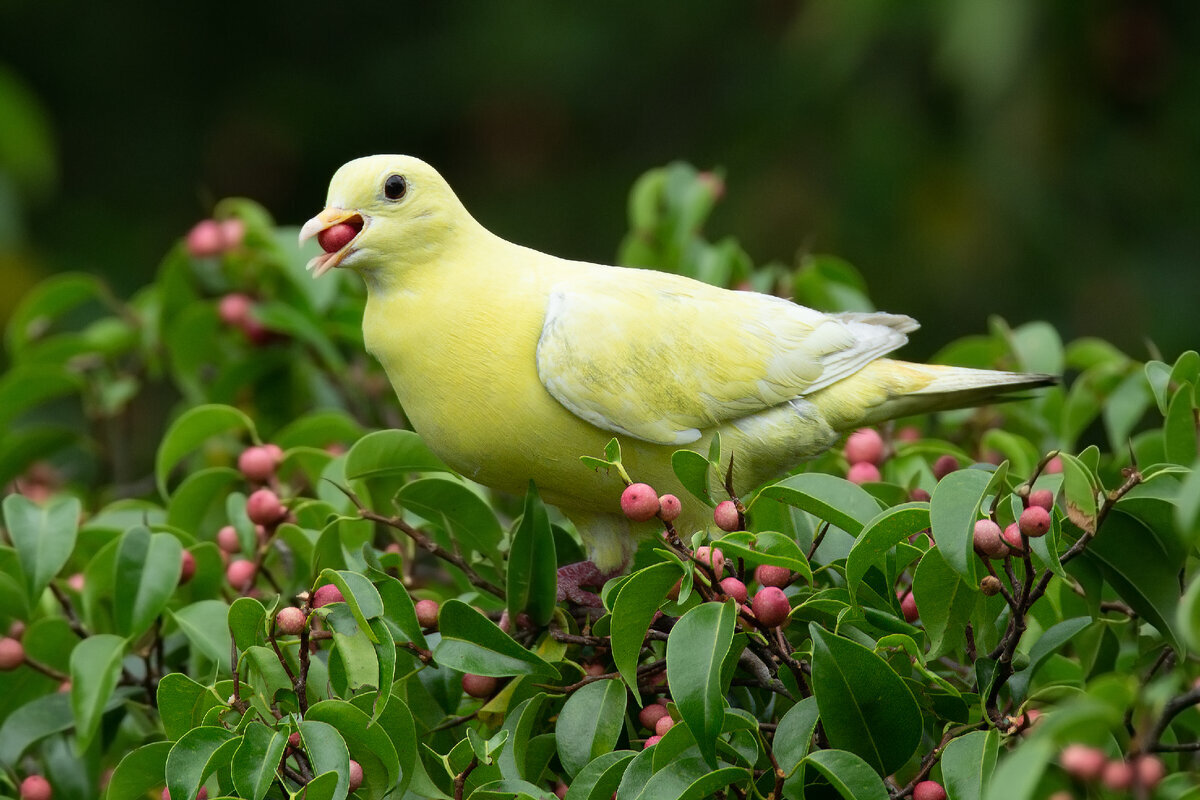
713,500,740,532
219,218,245,250
1001,523,1026,554
755,564,792,588
720,577,748,603
179,550,196,584
186,219,224,257
844,428,885,466
276,607,307,635
932,455,959,480
898,590,919,622
654,715,674,736
1134,754,1165,788
1028,489,1054,511
643,734,661,749
1019,506,1051,538
695,546,725,577
347,759,363,793
67,573,85,592
217,525,242,554
1045,456,1063,474
846,461,881,484
19,776,52,800
415,599,440,629
1060,744,1106,780
657,494,682,522
57,680,71,693
317,223,359,254
896,426,922,442
462,673,497,698
913,781,946,800
226,560,257,591
246,488,286,526
753,586,790,627
1101,759,1134,791
973,519,1008,559
638,703,669,730
311,584,344,608
238,446,279,483
0,637,25,670
620,483,660,522
217,293,253,327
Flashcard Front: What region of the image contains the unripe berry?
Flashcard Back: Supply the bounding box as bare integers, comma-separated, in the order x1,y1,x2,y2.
657,494,682,522
844,428,885,466
20,776,52,800
219,218,246,250
226,560,257,591
1019,506,1051,538
179,550,197,584
912,781,946,800
288,731,301,749
753,586,790,627
0,637,25,670
246,488,286,526
217,525,241,554
980,576,1003,596
1059,744,1106,780
238,446,279,483
218,293,253,327
1101,759,1133,791
654,715,674,736
898,591,919,623
932,455,959,480
620,483,660,522
719,577,748,603
713,501,740,532
1001,523,1026,554
67,573,85,592
1134,754,1165,789
311,584,344,608
643,734,661,749
973,519,1008,559
186,219,224,257
462,673,497,698
1028,489,1054,511
846,461,880,485
415,599,440,629
638,703,669,730
347,760,363,793
755,564,792,588
695,546,725,577
276,606,307,635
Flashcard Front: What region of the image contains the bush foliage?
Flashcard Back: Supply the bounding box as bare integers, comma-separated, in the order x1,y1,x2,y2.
1,165,1199,800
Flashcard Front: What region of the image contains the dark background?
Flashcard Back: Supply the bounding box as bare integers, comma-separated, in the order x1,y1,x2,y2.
2,1,1197,360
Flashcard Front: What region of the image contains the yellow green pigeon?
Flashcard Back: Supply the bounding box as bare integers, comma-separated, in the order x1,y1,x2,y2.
300,155,1051,598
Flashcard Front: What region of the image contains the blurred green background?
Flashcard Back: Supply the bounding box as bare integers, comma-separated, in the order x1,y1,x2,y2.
1,1,1196,361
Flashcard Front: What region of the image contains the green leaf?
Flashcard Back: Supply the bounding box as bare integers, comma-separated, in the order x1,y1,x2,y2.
232,723,288,800
809,624,921,775
846,502,930,600
672,449,713,505
170,599,233,665
228,596,268,652
758,473,882,539
367,568,428,650
912,547,979,659
1178,572,1200,652
667,600,737,767
774,697,819,792
564,751,635,800
155,404,257,497
69,633,127,752
113,526,182,638
1059,453,1099,534
316,568,384,643
158,672,223,742
344,429,450,481
715,531,812,583
556,679,629,779
801,749,889,800
0,692,75,765
1163,384,1198,465
395,476,504,562
5,272,106,355
0,364,83,430
507,482,558,626
105,741,172,800
628,756,745,800
981,738,1056,800
299,720,351,800
1007,617,1091,702
433,599,558,678
3,493,80,603
611,561,684,693
940,729,999,800
307,698,403,798
497,693,548,781
165,727,238,800
930,467,1002,584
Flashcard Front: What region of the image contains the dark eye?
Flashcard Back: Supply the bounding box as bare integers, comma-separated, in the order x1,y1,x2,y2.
384,174,407,200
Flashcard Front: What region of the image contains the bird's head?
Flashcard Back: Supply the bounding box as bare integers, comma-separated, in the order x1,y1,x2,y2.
299,155,470,280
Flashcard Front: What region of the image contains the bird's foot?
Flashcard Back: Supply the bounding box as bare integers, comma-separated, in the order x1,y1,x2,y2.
556,560,620,608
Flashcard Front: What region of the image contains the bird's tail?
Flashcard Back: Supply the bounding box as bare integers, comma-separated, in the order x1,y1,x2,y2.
815,359,1056,431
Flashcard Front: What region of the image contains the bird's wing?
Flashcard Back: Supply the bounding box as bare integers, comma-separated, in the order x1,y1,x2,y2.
535,271,918,445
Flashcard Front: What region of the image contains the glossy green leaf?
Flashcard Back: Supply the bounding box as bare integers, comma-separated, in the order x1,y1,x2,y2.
611,561,684,693
930,467,1000,583
1059,452,1099,534
941,729,999,800
809,625,921,775
4,493,80,602
113,526,182,637
774,696,819,795
70,633,127,752
350,690,448,800
846,502,930,599
367,568,428,650
170,599,233,665
395,476,504,562
433,599,558,678
507,481,558,626
105,741,172,800
497,693,548,781
307,698,402,798
564,751,635,800
229,596,268,651
715,530,812,582
628,755,745,800
299,720,351,800
158,672,223,742
165,726,236,800
0,692,74,765
232,722,288,800
758,473,881,538
556,679,628,779
671,449,713,505
316,568,383,640
801,749,889,800
667,599,737,767
155,404,256,497
912,547,978,659
344,429,450,481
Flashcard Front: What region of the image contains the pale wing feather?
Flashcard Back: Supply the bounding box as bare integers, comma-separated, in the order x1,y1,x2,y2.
535,270,916,444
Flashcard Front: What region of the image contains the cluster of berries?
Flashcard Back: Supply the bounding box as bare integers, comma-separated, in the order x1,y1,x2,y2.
1058,744,1165,793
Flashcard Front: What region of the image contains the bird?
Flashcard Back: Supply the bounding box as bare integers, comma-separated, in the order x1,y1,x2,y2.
300,155,1053,602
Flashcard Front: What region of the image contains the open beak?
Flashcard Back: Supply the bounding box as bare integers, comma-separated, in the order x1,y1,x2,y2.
298,207,366,277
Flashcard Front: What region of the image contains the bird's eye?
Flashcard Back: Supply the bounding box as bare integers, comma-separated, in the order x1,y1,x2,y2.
384,174,407,201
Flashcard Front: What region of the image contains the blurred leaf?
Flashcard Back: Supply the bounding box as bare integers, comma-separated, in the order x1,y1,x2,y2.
0,364,83,430
556,679,628,779
367,567,428,650
801,749,888,800
69,633,127,752
1007,617,1091,703
113,526,182,638
5,272,104,356
155,404,257,497
667,600,737,767
0,692,74,765
433,599,558,678
611,561,683,693
846,502,930,600
1163,384,1198,465
396,476,505,563
3,492,80,602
